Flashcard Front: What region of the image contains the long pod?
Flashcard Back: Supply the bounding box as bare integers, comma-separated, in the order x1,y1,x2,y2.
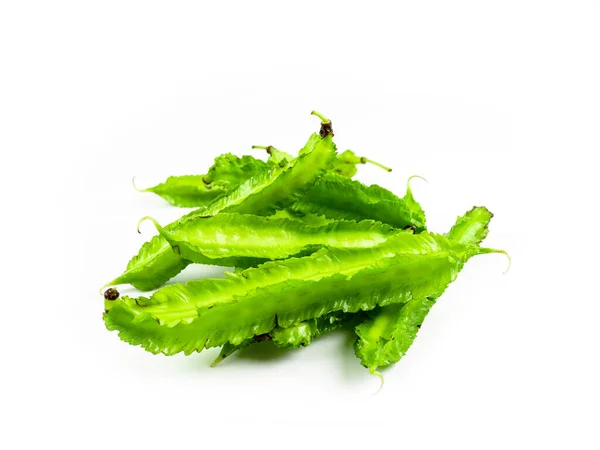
142,213,398,268
136,154,272,207
146,144,392,208
103,232,505,356
104,121,337,291
291,172,427,232
353,207,497,374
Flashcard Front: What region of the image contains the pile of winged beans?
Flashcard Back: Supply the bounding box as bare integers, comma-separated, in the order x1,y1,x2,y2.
102,111,508,381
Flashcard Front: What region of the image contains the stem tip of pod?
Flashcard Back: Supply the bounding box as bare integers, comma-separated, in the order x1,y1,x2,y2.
311,110,334,138
360,157,393,172
137,216,162,234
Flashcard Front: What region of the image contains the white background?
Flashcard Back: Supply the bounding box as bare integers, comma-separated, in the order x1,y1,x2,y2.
1,1,598,449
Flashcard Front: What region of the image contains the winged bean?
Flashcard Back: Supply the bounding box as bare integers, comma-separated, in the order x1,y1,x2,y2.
103,232,505,356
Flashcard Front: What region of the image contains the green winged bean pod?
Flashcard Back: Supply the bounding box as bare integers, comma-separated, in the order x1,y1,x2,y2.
210,339,256,367
104,116,337,291
291,172,427,231
140,213,398,268
354,206,498,374
194,133,335,217
136,154,271,207
103,231,506,356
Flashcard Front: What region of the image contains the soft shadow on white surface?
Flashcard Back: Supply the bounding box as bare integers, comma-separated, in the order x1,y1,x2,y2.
233,341,294,363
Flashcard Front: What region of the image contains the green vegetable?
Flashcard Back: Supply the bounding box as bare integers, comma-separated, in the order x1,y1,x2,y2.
194,132,335,217
354,206,497,374
210,339,255,367
102,234,192,292
291,172,427,231
103,232,504,356
102,110,508,378
211,206,479,364
140,213,398,267
135,154,271,207
446,205,493,245
104,119,337,291
207,173,418,363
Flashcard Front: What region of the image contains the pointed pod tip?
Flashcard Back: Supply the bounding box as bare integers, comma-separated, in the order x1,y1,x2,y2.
499,250,512,274
407,174,428,185
210,354,226,367
371,369,385,395
479,248,512,274
132,176,146,192
136,216,162,235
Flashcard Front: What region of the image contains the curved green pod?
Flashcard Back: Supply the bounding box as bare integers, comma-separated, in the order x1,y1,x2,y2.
151,145,391,209
137,154,271,207
446,205,493,245
136,175,224,208
145,213,397,266
185,133,335,218
210,339,255,367
291,172,427,232
103,234,192,292
354,206,496,374
103,232,504,356
104,130,337,291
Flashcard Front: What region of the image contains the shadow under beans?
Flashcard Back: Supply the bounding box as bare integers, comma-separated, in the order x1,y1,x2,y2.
234,341,294,363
